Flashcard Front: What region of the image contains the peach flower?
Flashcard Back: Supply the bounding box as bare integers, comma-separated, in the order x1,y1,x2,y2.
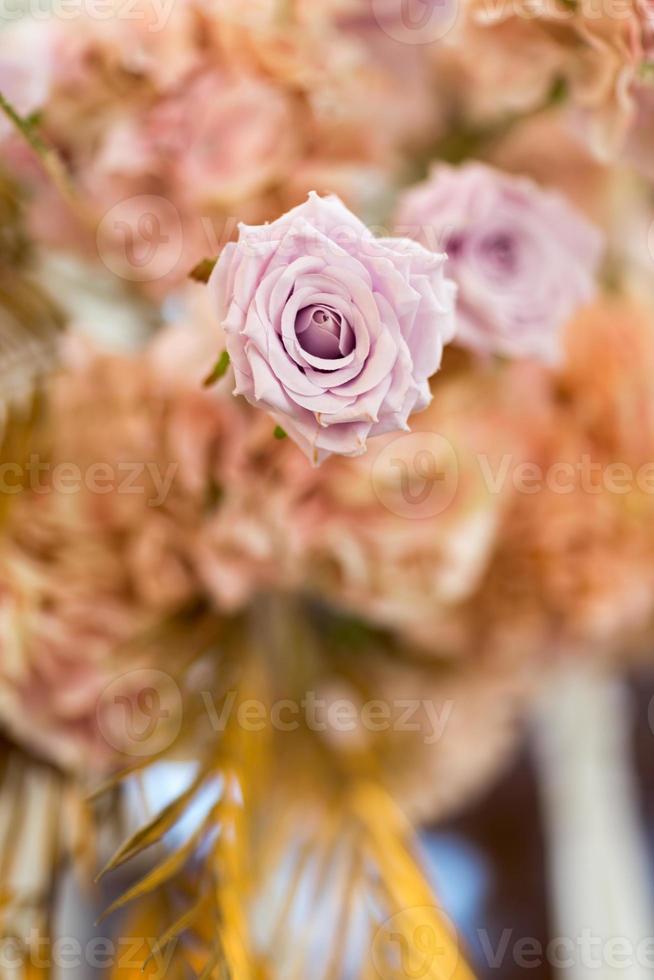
470,439,654,663
455,0,653,157
0,325,281,771
288,361,530,651
93,69,300,209
561,296,654,463
4,2,424,290
488,110,614,227
456,297,654,664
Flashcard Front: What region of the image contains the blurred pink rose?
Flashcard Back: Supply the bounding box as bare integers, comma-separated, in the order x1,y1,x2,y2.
96,69,299,208
396,163,603,362
209,192,456,463
49,0,201,92
1,3,424,294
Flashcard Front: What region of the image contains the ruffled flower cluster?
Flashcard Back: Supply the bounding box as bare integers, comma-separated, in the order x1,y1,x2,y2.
251,294,654,671
0,322,289,770
3,291,654,825
282,361,527,650
0,0,438,290
1,0,654,839
395,163,603,362
449,0,654,162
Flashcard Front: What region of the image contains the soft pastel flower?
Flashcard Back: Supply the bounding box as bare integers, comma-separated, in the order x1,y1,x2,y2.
451,298,654,664
455,0,654,158
0,546,158,772
209,192,456,463
561,296,654,466
95,69,299,209
0,325,278,771
471,430,654,663
395,163,603,362
488,111,614,228
2,3,427,291
286,363,530,650
48,0,202,93
435,14,566,122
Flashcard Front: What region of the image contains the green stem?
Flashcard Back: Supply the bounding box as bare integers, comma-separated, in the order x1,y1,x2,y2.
0,90,79,210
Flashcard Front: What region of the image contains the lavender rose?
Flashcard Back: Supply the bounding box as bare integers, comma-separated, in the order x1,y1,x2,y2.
395,163,604,363
209,193,456,463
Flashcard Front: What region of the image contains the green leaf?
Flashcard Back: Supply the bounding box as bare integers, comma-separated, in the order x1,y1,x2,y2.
0,91,50,157
189,258,217,283
274,425,287,440
0,91,76,207
203,351,230,387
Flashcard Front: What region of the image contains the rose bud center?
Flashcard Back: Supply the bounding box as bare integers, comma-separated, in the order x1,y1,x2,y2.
296,304,355,359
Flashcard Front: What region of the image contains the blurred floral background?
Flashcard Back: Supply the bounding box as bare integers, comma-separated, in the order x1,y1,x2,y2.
1,0,654,977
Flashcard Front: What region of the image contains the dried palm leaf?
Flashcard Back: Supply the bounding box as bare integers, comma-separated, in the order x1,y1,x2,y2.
0,745,99,980
107,892,190,980
99,601,477,980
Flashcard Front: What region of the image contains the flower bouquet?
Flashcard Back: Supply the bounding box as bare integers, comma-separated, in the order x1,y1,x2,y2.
1,0,654,977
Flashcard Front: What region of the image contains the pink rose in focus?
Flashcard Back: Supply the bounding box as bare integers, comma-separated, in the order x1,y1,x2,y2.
395,163,603,363
209,192,457,463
